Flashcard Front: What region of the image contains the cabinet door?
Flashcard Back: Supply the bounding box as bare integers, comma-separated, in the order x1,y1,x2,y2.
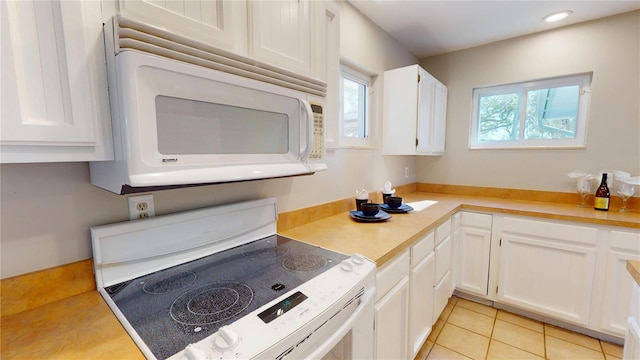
119,0,247,55
497,217,598,326
311,1,338,83
416,71,447,156
375,276,409,360
456,212,493,297
623,283,640,360
248,0,311,77
432,81,448,153
382,65,419,155
600,230,640,337
433,270,452,324
1,0,112,162
435,232,452,283
623,316,640,360
409,252,434,358
457,227,492,296
433,230,453,323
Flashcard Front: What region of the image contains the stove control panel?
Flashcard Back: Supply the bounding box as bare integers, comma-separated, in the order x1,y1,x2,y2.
167,253,376,360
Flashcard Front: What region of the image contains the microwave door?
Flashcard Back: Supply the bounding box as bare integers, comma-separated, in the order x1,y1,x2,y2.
91,50,324,193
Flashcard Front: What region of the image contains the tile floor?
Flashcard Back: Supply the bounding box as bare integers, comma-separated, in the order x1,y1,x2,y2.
415,296,624,360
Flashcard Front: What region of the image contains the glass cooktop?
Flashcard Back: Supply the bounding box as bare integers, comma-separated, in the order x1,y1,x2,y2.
106,235,348,359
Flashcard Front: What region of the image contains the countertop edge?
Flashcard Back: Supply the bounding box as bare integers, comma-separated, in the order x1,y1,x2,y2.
627,260,640,287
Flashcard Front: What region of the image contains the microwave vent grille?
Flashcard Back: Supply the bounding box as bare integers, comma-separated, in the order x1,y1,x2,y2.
108,15,326,98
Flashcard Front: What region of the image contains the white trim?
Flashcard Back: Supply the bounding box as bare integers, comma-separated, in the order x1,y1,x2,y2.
340,64,372,148
469,73,592,149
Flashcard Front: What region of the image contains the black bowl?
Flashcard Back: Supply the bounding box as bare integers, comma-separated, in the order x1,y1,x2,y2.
386,196,403,208
360,203,380,216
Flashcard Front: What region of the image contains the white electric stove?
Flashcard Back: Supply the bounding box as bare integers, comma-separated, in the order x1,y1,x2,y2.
91,198,376,359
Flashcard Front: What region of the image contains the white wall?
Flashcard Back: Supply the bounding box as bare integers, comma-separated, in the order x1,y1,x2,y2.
0,2,417,278
418,11,640,193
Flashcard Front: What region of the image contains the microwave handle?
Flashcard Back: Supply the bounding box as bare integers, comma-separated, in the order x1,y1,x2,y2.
300,99,313,161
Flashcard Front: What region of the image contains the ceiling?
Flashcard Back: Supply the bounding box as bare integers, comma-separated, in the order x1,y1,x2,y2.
348,1,640,58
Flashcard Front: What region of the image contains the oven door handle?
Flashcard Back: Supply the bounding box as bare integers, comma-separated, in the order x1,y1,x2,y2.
305,286,375,359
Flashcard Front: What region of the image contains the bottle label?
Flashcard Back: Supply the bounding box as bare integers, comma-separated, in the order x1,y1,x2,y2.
594,197,610,210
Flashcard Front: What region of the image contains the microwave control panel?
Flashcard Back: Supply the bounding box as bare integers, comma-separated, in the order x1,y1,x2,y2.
309,103,324,160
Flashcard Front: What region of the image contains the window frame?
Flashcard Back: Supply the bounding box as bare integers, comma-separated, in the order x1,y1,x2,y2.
469,73,592,149
339,64,372,148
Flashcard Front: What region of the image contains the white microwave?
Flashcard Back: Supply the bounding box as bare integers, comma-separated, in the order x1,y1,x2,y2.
91,45,326,194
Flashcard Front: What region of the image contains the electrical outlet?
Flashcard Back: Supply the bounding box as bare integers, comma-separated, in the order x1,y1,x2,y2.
128,195,155,220
405,167,410,178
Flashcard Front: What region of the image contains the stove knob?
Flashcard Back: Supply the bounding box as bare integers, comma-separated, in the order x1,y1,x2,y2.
214,326,239,351
184,344,207,360
341,259,354,272
351,254,365,265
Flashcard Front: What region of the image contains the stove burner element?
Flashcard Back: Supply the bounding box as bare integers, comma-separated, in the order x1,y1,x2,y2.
142,271,197,294
170,281,254,331
282,254,328,272
242,243,289,259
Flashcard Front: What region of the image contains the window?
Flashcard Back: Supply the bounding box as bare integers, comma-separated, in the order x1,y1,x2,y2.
469,73,591,149
340,65,371,147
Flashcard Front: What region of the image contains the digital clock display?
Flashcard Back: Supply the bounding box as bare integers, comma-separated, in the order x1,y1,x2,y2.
257,291,308,323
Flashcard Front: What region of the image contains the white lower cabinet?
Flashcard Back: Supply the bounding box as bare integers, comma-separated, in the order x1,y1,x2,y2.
599,230,640,337
409,232,435,358
375,249,409,360
623,283,640,360
373,212,637,357
433,219,453,323
497,216,598,326
455,212,493,297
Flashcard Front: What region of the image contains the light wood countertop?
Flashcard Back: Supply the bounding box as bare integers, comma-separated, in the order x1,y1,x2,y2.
628,260,640,286
1,291,144,360
2,190,638,359
280,191,640,267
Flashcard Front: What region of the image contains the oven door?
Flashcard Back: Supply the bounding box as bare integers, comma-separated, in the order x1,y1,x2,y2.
263,285,375,360
305,287,375,360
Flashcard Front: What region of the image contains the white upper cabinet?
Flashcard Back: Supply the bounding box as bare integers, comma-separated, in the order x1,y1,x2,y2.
1,0,113,162
119,0,248,55
247,0,310,76
118,0,329,81
382,64,448,156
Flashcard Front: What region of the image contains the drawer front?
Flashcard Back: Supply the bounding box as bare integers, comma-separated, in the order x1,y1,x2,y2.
411,231,434,267
376,249,410,302
502,216,597,246
461,212,492,230
435,219,451,246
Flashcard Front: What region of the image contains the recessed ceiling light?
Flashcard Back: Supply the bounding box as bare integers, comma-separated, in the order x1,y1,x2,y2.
543,10,573,23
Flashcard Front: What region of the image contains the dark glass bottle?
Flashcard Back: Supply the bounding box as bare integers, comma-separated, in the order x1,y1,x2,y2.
594,173,610,211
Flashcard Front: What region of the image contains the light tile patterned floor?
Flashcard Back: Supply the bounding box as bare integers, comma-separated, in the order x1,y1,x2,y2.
415,296,624,360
